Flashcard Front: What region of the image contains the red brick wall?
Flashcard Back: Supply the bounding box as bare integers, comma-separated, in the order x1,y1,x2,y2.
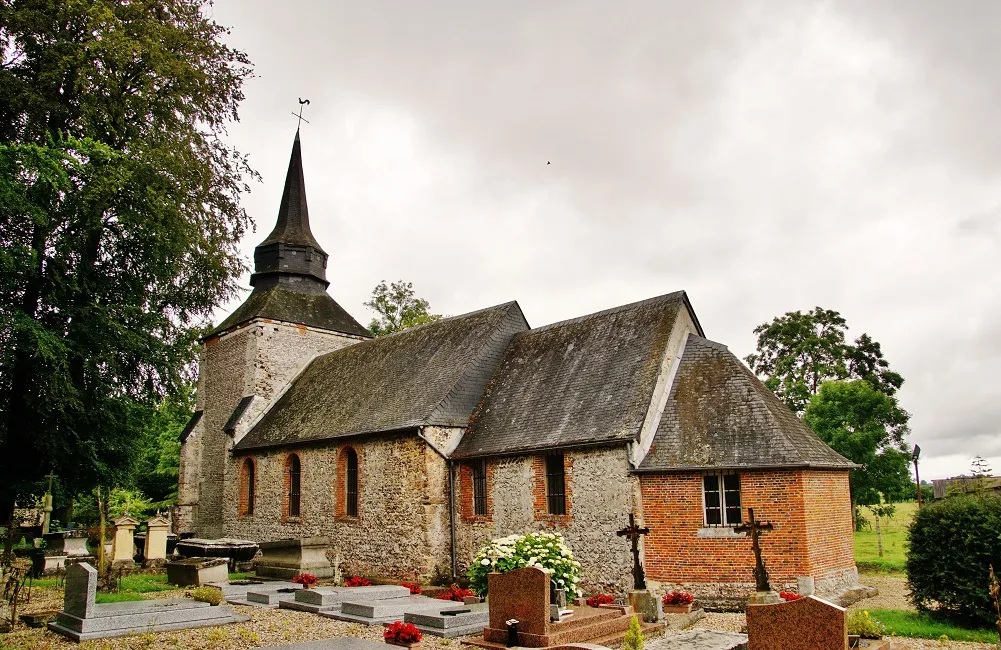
640,469,853,586
239,457,255,517
532,454,573,525
335,445,361,521
459,461,494,522
281,452,300,523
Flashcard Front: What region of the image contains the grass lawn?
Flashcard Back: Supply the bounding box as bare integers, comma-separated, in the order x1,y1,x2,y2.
94,591,146,603
854,501,918,572
867,608,1000,644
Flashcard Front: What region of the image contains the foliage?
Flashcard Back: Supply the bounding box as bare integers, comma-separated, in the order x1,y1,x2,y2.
661,591,694,606
804,380,911,507
383,621,422,644
292,573,317,588
118,574,172,593
745,308,903,415
971,456,994,478
586,594,616,607
847,610,886,638
623,615,644,650
189,585,223,605
401,581,422,595
779,591,802,601
990,565,1001,643
364,280,441,336
864,609,999,643
131,382,195,509
73,487,154,526
94,591,145,604
0,0,255,522
344,575,372,587
436,584,475,602
467,532,583,598
906,493,1001,626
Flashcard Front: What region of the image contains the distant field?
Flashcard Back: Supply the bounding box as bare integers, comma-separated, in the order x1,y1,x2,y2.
854,501,918,573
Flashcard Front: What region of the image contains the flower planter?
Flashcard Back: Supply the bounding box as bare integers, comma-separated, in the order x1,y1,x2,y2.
848,634,861,648
385,640,421,650
663,603,693,615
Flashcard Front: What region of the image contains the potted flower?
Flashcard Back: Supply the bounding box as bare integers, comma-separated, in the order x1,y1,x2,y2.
345,575,373,587
436,584,476,602
661,590,694,614
383,621,423,649
779,591,802,602
401,581,422,595
585,594,616,608
293,573,318,589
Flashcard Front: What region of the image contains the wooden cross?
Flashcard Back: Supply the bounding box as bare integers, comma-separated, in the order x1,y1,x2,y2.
616,513,651,590
734,507,775,592
45,470,57,493
292,98,311,129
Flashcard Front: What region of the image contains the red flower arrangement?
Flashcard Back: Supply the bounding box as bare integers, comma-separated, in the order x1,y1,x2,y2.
662,591,694,606
383,621,422,646
292,573,318,588
436,584,475,602
401,581,422,595
586,594,616,607
779,592,802,601
345,575,373,587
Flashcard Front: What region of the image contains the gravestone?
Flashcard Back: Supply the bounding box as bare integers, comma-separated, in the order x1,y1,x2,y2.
165,557,229,586
144,515,170,567
745,594,888,650
734,508,780,605
487,566,551,639
111,516,138,568
64,561,97,619
257,536,333,579
617,514,661,622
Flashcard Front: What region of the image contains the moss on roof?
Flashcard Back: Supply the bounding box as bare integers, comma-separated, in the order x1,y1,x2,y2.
209,285,371,338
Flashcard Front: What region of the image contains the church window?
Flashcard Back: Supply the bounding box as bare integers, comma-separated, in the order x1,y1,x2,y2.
545,452,567,515
703,472,741,526
240,458,255,516
345,448,358,517
288,454,301,518
472,460,487,516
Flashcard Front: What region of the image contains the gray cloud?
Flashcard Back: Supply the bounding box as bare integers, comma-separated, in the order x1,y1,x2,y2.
210,0,1001,479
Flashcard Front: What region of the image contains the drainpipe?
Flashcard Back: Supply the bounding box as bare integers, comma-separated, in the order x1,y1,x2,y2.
448,459,457,579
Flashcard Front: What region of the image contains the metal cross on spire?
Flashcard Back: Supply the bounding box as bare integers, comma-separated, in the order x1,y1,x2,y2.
292,98,311,130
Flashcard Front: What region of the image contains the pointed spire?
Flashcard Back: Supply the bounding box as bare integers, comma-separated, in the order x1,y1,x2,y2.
259,130,323,251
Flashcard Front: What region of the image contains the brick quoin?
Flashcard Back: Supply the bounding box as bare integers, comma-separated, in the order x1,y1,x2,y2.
640,469,855,586
532,453,573,527
459,461,494,522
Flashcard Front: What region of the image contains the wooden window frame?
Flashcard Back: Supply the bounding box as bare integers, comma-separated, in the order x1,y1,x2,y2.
702,471,742,526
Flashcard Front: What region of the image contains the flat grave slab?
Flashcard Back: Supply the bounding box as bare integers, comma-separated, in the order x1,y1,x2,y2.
646,630,748,650
406,603,490,638
219,579,301,605
280,585,411,614
324,596,467,625
259,638,390,650
246,587,304,607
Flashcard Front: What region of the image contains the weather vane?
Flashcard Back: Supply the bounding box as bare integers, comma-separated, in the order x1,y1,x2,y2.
293,98,310,129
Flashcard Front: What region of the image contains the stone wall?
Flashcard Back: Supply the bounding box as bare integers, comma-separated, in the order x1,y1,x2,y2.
225,432,452,582
453,445,639,594
180,318,361,537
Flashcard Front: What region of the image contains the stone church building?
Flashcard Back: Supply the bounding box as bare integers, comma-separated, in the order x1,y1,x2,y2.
178,132,859,600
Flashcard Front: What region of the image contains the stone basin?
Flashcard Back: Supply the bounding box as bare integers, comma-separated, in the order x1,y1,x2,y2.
174,538,259,570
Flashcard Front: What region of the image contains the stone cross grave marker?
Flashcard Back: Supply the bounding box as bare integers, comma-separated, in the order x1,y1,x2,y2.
734,508,774,592
616,513,651,590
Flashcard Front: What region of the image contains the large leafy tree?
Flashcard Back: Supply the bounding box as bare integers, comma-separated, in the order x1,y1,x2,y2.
804,380,911,507
745,307,904,414
0,0,254,521
364,280,442,336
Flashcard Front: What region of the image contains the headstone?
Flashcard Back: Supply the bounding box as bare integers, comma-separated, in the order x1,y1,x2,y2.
797,576,815,597
257,536,333,579
486,567,550,638
746,595,850,650
144,515,170,567
64,562,97,619
111,515,139,567
165,557,229,586
627,591,663,623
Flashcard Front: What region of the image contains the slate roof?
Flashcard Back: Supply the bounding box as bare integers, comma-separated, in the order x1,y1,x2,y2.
452,292,700,459
178,411,203,443
208,285,371,338
235,301,529,451
637,334,855,471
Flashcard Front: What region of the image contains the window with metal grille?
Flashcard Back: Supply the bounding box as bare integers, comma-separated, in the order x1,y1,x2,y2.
345,448,358,517
242,458,255,515
472,460,487,516
545,453,566,515
703,472,741,526
289,454,301,517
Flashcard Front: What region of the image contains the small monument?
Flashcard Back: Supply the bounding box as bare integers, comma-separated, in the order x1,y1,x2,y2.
143,515,170,567
746,594,889,650
617,513,662,622
734,508,779,605
111,515,138,569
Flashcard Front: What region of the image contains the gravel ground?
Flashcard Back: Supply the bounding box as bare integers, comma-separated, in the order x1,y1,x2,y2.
853,573,915,612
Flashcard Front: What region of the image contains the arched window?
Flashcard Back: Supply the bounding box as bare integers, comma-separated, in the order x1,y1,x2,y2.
287,454,301,518
240,458,255,516
345,448,358,517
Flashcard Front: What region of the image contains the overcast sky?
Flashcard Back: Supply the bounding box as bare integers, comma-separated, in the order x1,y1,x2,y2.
208,1,1000,481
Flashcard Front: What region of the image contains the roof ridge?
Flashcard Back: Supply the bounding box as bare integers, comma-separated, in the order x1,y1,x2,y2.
525,290,687,334
371,300,521,341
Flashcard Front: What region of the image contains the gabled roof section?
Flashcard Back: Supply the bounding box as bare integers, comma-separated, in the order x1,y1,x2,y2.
178,410,203,443
208,285,371,338
453,291,698,458
235,301,529,451
223,396,255,435
637,334,855,471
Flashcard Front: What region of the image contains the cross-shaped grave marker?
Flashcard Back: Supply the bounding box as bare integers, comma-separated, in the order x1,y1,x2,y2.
616,513,651,590
734,507,775,592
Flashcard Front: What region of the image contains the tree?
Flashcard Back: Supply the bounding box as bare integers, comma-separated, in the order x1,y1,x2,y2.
804,380,912,508
131,381,195,509
745,307,903,414
0,0,254,522
971,455,994,478
364,280,441,336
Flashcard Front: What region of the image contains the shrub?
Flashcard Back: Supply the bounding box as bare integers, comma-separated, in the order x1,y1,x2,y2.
189,586,223,605
623,615,644,650
401,581,422,595
467,532,583,598
779,591,802,601
848,610,886,638
437,584,475,601
293,573,317,588
345,575,372,587
586,594,616,607
662,591,694,606
906,493,1001,626
383,621,422,644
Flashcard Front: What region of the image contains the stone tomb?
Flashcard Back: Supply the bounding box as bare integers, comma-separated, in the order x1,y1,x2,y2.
405,602,490,638
165,557,229,586
144,515,171,568
745,595,889,650
42,529,92,574
325,594,468,625
280,584,412,614
257,536,333,579
463,567,661,649
48,562,246,641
